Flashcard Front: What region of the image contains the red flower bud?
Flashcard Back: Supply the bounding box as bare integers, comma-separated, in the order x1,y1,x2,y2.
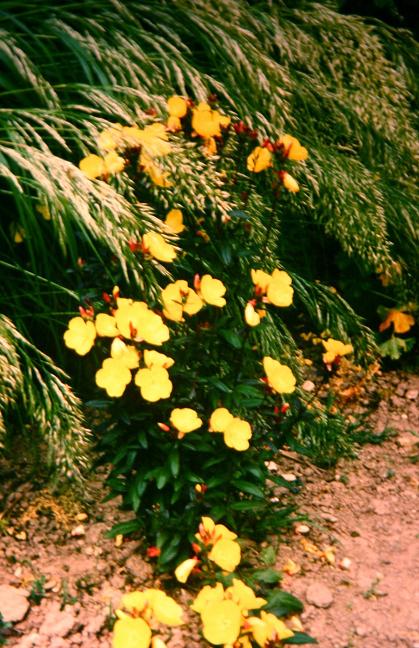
146,546,161,558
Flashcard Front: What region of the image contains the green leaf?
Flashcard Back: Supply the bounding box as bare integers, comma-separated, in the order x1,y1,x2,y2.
378,336,415,359
232,479,265,498
260,545,277,566
168,449,180,478
252,567,282,584
264,590,304,617
283,632,318,644
220,329,242,349
106,519,142,538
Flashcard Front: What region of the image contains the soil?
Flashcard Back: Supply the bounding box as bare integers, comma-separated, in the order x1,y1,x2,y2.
0,370,418,648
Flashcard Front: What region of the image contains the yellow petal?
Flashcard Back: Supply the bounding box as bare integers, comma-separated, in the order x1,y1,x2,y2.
143,231,177,263
277,134,308,161
104,150,125,175
199,274,226,307
223,418,252,451
64,317,96,356
170,408,203,435
247,147,272,173
263,356,296,394
164,209,185,234
209,407,234,433
167,95,188,118
174,558,198,584
245,302,261,327
112,617,151,648
282,172,299,192
95,313,119,337
378,309,415,334
208,538,241,572
79,154,105,179
201,600,241,645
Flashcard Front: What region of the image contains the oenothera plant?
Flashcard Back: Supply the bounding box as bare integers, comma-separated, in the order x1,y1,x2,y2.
64,96,352,566
113,517,314,648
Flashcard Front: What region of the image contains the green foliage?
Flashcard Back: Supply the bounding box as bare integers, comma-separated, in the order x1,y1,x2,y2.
0,0,416,494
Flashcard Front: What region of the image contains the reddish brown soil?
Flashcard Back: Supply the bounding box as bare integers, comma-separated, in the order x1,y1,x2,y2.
0,371,418,648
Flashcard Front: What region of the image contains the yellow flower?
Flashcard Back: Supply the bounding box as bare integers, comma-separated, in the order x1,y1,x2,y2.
197,516,238,543
208,537,241,572
245,302,261,327
247,146,272,173
170,408,203,437
161,280,203,322
123,123,172,157
281,171,299,192
174,557,199,584
164,208,185,234
263,356,296,394
167,115,182,132
98,124,122,152
199,274,226,307
143,349,174,369
144,162,173,187
192,102,226,139
201,600,241,645
35,203,51,220
378,309,415,334
104,150,125,175
151,638,167,648
110,338,140,369
114,300,170,346
145,590,184,626
209,408,234,433
251,269,273,293
266,269,293,307
134,366,173,402
167,95,188,118
277,134,308,161
79,154,105,179
64,317,96,355
112,616,151,648
225,579,267,613
120,591,148,613
322,338,353,364
142,231,177,263
95,357,133,397
95,313,119,337
223,418,252,451
203,136,217,156
249,611,294,646
191,583,225,614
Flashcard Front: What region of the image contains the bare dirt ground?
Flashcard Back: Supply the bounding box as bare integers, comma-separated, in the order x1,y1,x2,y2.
0,370,418,648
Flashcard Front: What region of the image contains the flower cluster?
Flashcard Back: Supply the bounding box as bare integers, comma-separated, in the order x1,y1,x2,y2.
247,133,308,192
79,121,173,186
263,357,296,394
321,338,353,367
245,268,294,326
161,274,227,322
175,516,241,583
192,582,293,647
166,95,231,156
173,518,295,647
209,408,252,451
63,292,176,401
112,589,183,648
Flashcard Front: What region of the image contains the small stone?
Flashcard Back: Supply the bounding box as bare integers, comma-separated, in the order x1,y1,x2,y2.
71,524,85,537
406,389,418,400
339,557,352,570
306,582,334,608
0,585,30,622
294,524,310,535
75,513,88,522
355,626,368,637
321,513,338,523
302,380,315,392
281,473,297,482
